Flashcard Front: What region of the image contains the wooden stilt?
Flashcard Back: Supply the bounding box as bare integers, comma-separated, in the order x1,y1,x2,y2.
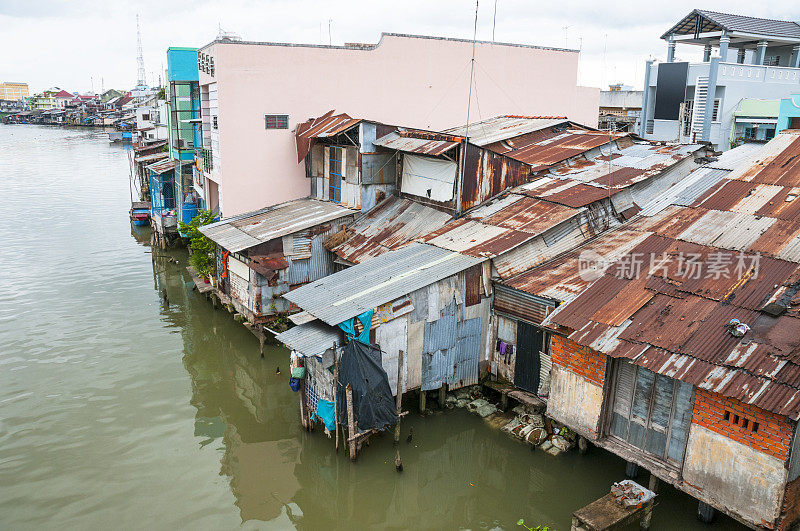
258,327,265,358
419,390,426,415
578,436,589,454
333,344,340,452
394,350,405,445
346,384,357,461
438,383,447,408
299,381,309,430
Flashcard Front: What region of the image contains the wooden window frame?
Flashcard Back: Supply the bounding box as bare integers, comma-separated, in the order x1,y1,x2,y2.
606,360,694,465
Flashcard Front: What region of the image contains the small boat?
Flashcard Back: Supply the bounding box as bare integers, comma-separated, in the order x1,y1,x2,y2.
130,201,151,226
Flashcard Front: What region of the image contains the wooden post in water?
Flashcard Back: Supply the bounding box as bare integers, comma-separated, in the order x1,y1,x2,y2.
394,350,405,444
439,383,447,408
346,384,357,461
299,380,309,430
333,343,340,452
419,390,426,414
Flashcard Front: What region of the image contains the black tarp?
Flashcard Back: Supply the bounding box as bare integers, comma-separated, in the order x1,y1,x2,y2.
336,339,398,431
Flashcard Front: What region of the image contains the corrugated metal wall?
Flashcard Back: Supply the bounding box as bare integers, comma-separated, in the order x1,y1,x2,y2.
494,285,556,324
461,144,530,211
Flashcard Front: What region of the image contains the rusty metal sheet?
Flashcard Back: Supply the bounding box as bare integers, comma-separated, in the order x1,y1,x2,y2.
754,187,800,220
460,143,531,211
502,131,624,168
502,229,652,304
750,219,800,257
472,194,578,234
733,134,800,187
373,130,461,156
424,192,580,258
627,206,709,239
295,110,362,162
443,115,571,147
331,196,451,264
146,159,176,174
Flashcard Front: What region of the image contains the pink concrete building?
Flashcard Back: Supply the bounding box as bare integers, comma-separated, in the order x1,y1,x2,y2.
196,33,599,216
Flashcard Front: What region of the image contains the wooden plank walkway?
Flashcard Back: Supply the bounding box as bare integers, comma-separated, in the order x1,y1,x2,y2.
186,266,214,294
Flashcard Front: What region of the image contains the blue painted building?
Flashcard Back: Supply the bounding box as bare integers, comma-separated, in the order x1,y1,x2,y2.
165,47,204,234
777,94,800,133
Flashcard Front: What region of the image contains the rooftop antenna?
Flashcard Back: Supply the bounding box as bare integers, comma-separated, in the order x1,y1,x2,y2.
136,14,146,87
492,0,498,41
464,0,479,143
562,25,572,48
328,19,332,45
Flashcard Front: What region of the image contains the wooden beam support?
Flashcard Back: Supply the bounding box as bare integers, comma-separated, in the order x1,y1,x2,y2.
346,384,357,461
394,350,404,445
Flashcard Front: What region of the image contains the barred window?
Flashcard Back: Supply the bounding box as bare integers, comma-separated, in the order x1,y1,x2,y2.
265,114,289,129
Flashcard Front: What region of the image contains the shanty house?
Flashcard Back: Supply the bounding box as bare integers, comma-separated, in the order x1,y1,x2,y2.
418,134,705,393
497,132,800,529
279,242,490,410
199,198,356,324
296,112,399,212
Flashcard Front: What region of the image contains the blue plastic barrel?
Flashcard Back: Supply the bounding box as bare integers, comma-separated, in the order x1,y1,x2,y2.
179,200,199,237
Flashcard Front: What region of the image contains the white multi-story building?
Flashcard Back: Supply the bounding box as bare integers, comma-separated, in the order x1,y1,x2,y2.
640,9,800,150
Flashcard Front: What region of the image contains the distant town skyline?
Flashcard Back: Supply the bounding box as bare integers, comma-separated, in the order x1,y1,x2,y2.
2,0,800,95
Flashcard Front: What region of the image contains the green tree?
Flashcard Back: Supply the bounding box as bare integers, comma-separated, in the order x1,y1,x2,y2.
178,210,217,278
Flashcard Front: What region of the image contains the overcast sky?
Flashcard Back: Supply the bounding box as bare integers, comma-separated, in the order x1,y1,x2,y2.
2,0,799,94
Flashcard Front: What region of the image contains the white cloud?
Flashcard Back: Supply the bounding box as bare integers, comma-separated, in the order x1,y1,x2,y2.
2,0,798,94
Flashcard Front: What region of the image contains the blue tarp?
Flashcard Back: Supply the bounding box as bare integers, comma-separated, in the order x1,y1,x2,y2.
338,309,373,345
314,399,336,431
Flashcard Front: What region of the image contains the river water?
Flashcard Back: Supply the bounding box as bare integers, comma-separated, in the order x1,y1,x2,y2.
0,125,742,530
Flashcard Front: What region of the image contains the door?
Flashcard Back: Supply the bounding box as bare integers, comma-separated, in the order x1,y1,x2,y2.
514,321,542,393
790,117,800,130
328,146,342,203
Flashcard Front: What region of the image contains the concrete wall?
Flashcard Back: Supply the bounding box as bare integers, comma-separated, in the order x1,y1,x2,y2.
200,34,600,216
683,423,787,526
547,364,603,439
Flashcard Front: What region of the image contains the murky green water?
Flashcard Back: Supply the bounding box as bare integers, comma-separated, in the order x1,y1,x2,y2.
0,125,743,529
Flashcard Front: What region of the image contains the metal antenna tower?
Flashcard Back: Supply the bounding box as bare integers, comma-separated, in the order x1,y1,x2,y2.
136,14,146,87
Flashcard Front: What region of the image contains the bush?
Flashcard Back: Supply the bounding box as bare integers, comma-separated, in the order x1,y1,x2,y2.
178,210,217,278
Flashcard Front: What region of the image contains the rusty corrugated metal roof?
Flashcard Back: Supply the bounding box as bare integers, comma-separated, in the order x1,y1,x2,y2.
500,130,627,168
200,198,356,252
330,196,452,264
373,130,462,156
146,159,176,174
295,110,362,162
443,115,572,147
422,193,580,258
501,133,800,419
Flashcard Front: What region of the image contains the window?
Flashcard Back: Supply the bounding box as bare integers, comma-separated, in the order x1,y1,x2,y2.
264,114,289,129
712,99,721,122
766,56,780,67
608,360,694,463
212,116,218,130
142,113,150,121
328,146,342,203
682,99,694,136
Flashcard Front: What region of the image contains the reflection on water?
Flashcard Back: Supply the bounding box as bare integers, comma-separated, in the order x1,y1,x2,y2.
0,125,742,530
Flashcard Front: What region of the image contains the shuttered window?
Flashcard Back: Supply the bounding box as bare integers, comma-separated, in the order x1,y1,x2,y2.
609,360,694,464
